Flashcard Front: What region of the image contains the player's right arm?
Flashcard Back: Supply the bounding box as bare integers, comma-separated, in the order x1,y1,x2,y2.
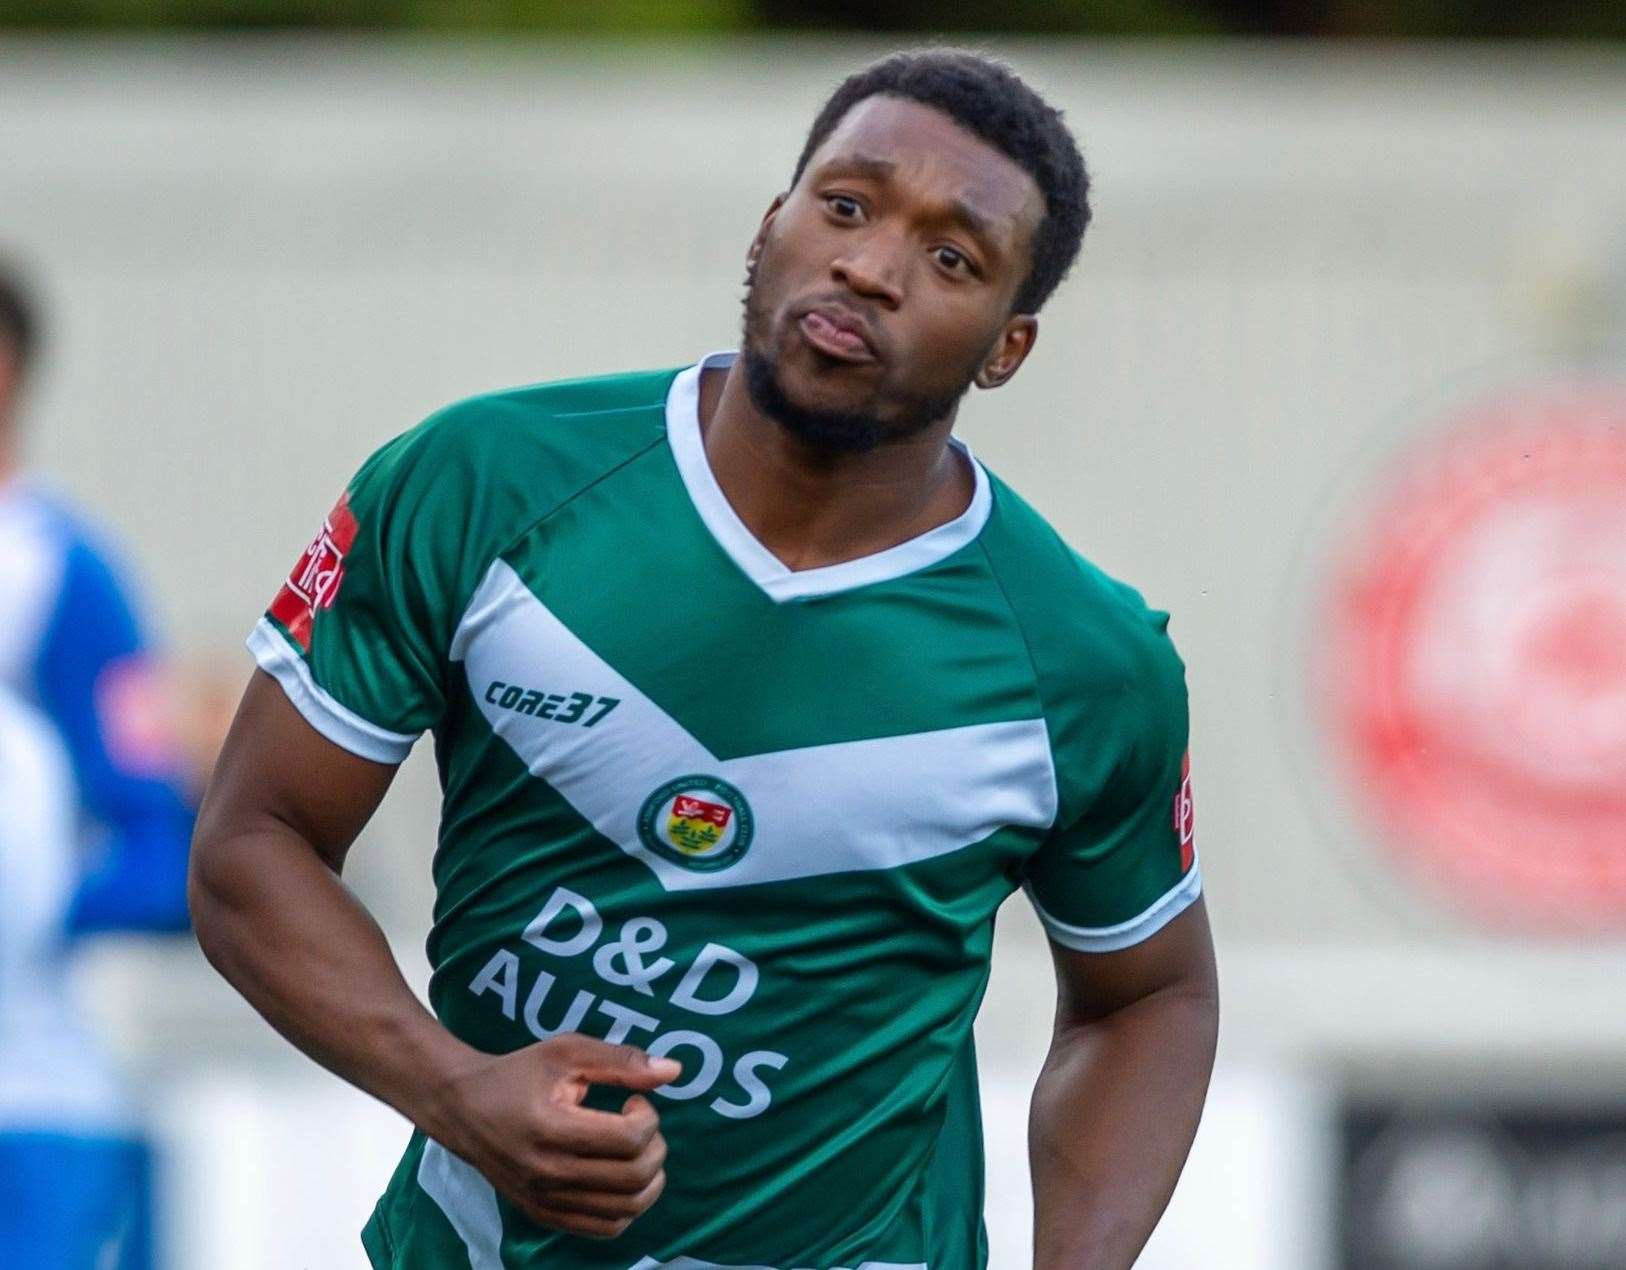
191,411,678,1239
190,671,678,1239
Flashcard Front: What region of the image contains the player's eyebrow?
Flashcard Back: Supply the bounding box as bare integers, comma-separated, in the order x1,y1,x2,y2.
816,152,897,183
944,196,997,247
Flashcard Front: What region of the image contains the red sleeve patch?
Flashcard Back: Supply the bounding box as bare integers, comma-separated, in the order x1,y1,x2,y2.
1172,750,1195,872
268,492,359,652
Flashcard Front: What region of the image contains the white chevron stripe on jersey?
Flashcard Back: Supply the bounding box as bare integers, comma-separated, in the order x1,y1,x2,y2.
418,1141,504,1270
451,560,1058,892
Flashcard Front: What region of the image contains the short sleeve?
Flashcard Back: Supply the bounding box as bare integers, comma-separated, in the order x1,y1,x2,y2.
249,426,459,764
1023,631,1200,953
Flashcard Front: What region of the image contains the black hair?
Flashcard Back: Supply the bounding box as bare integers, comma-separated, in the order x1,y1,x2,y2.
0,260,39,374
791,49,1090,316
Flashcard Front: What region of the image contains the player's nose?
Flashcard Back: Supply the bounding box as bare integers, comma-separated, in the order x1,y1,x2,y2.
830,235,903,310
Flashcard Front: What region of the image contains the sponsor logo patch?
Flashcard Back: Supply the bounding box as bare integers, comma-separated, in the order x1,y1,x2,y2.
268,491,359,652
637,775,754,872
1173,750,1195,872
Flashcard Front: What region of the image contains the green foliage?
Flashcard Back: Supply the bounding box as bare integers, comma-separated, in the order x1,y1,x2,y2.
755,0,1220,36
0,0,1619,36
0,0,750,32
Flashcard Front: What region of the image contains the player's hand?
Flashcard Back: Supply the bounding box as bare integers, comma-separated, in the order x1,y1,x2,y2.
427,1034,680,1239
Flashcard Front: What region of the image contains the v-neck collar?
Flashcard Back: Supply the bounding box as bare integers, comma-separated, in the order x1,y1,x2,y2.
664,350,993,604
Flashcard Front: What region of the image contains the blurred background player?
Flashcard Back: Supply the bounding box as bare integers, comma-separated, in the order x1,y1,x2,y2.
0,261,195,932
0,259,199,1267
0,684,151,1266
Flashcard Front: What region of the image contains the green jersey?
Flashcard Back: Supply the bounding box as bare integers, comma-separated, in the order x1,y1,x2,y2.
251,351,1199,1270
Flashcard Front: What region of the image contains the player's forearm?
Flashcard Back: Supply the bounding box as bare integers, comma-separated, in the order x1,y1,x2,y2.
1027,982,1218,1269
188,820,479,1141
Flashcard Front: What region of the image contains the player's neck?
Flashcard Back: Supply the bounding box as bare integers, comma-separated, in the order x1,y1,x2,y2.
698,361,975,573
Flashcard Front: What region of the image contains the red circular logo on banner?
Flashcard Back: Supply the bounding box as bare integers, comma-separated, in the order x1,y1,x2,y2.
1318,383,1626,928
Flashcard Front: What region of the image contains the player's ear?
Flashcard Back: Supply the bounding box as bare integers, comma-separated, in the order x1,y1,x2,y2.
747,193,788,271
975,315,1038,390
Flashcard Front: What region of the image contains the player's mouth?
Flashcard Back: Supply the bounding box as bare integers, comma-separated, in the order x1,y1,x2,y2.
796,303,880,365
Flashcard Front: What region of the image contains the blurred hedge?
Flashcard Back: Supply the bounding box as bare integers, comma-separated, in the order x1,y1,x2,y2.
0,0,1621,36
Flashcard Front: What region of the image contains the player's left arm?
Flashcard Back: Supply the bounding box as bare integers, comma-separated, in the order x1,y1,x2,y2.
1028,896,1217,1270
1021,598,1215,1267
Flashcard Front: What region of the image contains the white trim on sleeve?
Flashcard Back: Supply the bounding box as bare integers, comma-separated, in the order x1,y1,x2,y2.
1026,857,1203,953
247,618,417,765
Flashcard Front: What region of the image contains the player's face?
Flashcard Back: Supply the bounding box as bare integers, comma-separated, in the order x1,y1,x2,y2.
741,95,1044,452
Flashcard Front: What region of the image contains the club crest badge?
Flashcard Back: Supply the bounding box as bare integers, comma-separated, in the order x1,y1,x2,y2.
637,775,754,871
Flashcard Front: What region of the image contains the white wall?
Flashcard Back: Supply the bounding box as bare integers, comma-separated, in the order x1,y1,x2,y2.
6,39,1624,947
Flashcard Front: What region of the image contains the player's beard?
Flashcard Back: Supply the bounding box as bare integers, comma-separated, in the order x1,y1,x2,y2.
739,259,979,455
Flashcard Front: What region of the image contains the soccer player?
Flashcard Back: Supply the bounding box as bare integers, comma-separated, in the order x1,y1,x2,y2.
0,684,151,1267
0,260,193,1268
0,262,194,935
191,49,1218,1269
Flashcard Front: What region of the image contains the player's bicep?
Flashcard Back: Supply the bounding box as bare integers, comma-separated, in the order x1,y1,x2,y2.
196,669,398,875
1047,896,1215,1028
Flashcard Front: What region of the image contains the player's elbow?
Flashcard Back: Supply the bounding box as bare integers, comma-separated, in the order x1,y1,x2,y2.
186,824,227,964
186,804,255,970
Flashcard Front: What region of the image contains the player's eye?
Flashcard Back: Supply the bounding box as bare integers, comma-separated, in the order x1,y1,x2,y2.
934,245,976,275
825,195,862,220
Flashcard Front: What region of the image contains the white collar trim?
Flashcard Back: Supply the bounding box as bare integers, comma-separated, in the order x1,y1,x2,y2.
665,350,993,604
